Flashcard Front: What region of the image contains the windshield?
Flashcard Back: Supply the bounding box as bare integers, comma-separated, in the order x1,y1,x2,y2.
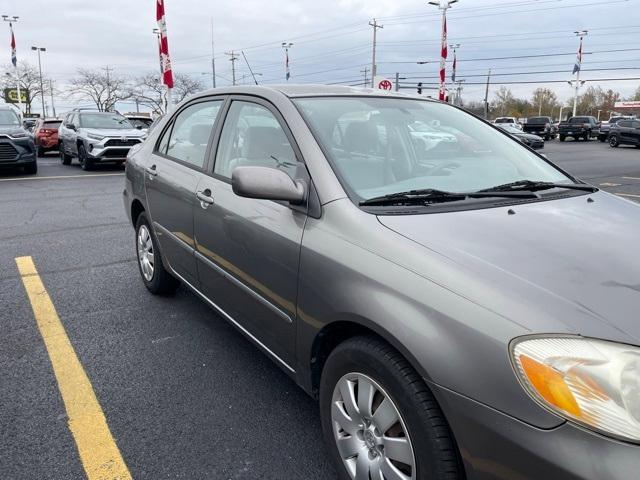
294,97,570,203
497,125,522,134
494,118,514,124
527,117,549,124
0,109,20,126
569,117,590,124
79,113,133,129
42,121,62,129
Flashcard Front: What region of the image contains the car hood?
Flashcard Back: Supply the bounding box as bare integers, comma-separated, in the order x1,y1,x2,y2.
378,192,640,344
81,128,145,138
515,132,542,141
0,125,28,136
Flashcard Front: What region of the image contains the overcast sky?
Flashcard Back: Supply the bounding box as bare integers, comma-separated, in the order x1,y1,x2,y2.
4,0,640,113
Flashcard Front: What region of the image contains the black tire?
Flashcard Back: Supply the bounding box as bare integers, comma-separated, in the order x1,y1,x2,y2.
59,143,72,165
320,335,462,480
37,145,45,157
544,134,550,141
583,132,590,141
609,135,619,148
23,161,38,175
559,135,565,142
135,212,180,295
598,135,607,142
78,144,94,171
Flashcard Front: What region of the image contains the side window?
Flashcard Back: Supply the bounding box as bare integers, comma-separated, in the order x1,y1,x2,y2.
156,120,172,155
164,100,223,168
619,121,632,128
633,121,640,129
214,101,299,179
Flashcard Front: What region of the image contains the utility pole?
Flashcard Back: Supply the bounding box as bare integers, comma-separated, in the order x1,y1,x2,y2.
210,18,216,88
225,51,238,86
559,105,564,122
428,0,458,101
369,19,383,87
31,45,47,117
49,79,56,117
3,15,23,115
454,79,465,106
360,67,369,87
103,65,113,111
570,30,588,117
395,72,400,92
483,68,491,119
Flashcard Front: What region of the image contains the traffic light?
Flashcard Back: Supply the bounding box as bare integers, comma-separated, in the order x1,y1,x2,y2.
417,82,423,95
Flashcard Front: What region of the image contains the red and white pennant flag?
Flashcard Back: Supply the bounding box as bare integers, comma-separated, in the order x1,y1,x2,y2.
156,0,174,89
439,17,448,101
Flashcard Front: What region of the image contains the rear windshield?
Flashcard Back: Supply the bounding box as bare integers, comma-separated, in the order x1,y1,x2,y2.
494,118,513,124
569,117,590,123
43,121,62,128
79,113,133,129
527,117,549,124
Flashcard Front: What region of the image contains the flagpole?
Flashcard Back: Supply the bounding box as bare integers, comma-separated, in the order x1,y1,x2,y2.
156,0,174,110
282,42,293,81
429,0,458,102
572,30,588,117
3,16,23,115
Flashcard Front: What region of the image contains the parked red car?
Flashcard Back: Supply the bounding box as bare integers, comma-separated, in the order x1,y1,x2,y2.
33,118,62,155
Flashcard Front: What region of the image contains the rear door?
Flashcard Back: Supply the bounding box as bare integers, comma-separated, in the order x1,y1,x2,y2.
145,98,225,286
193,97,309,369
632,121,640,144
618,120,634,144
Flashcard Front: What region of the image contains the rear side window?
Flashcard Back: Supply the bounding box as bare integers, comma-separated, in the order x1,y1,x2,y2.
162,100,224,168
633,121,640,129
618,121,633,128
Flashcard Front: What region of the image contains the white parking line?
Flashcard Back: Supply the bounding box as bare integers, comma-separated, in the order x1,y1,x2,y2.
615,193,640,199
0,173,124,182
622,177,640,181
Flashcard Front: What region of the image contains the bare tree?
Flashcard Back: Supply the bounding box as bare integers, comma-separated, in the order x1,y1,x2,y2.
0,61,51,114
130,73,205,114
530,88,559,117
68,68,131,111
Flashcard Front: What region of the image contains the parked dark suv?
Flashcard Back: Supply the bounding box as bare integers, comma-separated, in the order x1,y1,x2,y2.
609,118,640,148
0,106,37,175
125,86,640,480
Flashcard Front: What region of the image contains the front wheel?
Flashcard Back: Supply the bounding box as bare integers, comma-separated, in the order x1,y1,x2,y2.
609,135,620,148
320,336,462,480
559,135,565,142
135,212,179,295
23,161,38,175
583,132,590,141
59,144,72,165
78,144,94,171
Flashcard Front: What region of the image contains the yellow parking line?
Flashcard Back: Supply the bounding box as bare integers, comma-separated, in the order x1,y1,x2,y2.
615,193,640,198
0,173,124,182
15,256,132,480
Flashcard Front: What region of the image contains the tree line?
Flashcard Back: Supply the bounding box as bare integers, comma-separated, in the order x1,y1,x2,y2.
1,61,205,115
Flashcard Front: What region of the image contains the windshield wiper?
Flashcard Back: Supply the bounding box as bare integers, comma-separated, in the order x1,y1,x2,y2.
359,188,537,207
478,179,598,194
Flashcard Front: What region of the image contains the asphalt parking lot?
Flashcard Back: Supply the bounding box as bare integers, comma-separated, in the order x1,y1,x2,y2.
1,139,638,479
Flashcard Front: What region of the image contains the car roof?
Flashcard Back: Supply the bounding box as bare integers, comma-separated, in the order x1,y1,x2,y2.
191,84,436,100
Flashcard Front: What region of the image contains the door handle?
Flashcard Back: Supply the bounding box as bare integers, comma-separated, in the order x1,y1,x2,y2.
146,165,158,177
196,189,214,208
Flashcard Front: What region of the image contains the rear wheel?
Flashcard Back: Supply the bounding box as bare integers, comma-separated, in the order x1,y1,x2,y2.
78,144,94,171
583,132,590,141
37,145,45,157
135,212,179,295
559,135,565,142
609,135,620,148
59,143,72,165
320,336,462,480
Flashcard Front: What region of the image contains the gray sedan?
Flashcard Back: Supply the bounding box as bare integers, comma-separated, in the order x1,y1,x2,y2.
124,85,640,480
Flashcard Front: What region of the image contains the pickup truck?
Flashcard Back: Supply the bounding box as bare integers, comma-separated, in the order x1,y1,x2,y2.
558,116,599,142
523,116,557,140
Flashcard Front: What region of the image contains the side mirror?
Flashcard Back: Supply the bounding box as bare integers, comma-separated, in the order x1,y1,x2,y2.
67,123,76,131
232,166,306,204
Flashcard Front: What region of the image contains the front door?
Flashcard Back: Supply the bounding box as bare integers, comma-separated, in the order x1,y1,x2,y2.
194,98,309,369
145,99,225,286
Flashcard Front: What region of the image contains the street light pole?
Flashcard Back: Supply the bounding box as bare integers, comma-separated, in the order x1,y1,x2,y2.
428,0,458,101
31,45,46,117
2,15,23,115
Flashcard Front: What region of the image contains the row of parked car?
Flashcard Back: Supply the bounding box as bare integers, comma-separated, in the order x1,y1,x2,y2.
0,106,156,175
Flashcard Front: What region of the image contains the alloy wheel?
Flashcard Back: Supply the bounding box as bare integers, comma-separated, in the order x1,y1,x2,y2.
331,372,416,480
137,225,155,281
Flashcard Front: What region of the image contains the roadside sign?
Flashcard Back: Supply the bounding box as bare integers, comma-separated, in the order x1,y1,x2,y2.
374,76,394,91
4,88,29,104
614,101,640,109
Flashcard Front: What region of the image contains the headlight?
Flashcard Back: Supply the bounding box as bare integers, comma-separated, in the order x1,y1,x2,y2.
87,133,105,140
511,336,640,443
9,132,28,139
